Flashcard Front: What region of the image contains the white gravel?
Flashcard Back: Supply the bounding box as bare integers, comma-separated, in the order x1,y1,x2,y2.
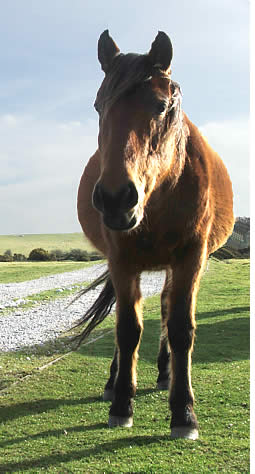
0,264,165,353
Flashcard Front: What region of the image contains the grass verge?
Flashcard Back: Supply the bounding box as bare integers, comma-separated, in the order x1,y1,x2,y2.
0,260,103,284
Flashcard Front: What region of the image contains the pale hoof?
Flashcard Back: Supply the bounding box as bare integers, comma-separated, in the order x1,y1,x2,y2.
156,379,169,390
170,427,199,440
108,415,133,428
102,389,114,401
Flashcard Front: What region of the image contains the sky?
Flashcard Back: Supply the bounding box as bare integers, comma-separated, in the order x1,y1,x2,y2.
0,0,250,235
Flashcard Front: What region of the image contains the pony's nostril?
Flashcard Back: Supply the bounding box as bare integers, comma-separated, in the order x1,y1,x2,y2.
125,181,138,209
92,183,104,212
117,181,138,211
93,181,138,214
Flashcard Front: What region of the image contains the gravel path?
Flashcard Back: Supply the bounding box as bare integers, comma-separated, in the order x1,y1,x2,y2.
0,264,165,353
0,263,107,309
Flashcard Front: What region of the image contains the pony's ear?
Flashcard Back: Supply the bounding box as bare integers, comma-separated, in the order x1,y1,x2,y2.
98,30,120,73
148,31,173,72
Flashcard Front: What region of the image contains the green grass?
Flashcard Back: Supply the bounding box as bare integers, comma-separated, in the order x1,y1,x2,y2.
0,260,101,284
0,232,95,257
0,259,249,472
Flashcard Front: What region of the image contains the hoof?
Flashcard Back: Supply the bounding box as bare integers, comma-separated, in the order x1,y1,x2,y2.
170,427,199,440
102,389,114,402
156,379,169,390
108,415,133,428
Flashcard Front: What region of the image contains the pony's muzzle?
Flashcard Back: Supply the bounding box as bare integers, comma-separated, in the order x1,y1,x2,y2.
92,180,139,231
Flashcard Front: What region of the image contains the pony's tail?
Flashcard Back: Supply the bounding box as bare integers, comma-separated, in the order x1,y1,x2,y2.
73,270,116,346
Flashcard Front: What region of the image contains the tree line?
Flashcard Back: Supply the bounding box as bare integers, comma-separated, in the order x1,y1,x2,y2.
0,248,103,262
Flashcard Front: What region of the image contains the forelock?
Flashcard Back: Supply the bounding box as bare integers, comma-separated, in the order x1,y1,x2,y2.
95,53,165,117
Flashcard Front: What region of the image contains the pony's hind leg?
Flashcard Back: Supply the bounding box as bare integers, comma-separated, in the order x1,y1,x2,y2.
157,269,171,390
103,347,118,401
157,335,170,390
108,266,143,428
167,242,207,440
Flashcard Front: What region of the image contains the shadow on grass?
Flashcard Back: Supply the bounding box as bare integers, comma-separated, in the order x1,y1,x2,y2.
0,388,157,425
0,433,169,473
141,314,249,365
80,308,249,366
0,396,101,423
194,315,249,364
196,306,250,321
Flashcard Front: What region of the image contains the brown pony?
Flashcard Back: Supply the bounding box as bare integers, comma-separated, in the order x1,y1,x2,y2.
77,30,234,439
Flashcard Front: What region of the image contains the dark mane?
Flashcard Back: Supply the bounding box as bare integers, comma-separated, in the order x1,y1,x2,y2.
168,81,189,162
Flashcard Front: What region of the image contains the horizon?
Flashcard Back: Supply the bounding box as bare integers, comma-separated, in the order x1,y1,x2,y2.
0,213,250,238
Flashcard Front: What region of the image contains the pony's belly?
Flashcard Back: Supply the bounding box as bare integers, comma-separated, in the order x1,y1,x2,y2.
77,152,107,256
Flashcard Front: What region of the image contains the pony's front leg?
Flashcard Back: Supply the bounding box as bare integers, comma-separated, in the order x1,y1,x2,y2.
108,270,143,428
103,347,118,401
157,269,171,390
167,244,207,440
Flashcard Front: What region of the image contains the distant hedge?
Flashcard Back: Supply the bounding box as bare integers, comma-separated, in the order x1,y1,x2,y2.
27,248,102,262
49,248,102,262
0,247,103,262
0,250,27,262
0,246,249,262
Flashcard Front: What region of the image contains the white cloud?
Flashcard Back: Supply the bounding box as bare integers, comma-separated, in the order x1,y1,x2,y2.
0,114,98,234
199,118,249,217
1,114,19,126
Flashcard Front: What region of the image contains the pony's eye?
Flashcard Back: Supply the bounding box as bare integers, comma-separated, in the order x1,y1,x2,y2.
155,101,167,116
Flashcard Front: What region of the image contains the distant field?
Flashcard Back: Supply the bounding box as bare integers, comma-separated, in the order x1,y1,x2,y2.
0,233,96,257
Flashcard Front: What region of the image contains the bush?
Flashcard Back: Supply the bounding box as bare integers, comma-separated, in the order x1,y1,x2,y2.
0,254,12,262
65,248,90,261
0,250,13,262
5,249,12,257
13,253,27,262
28,248,51,261
49,249,65,261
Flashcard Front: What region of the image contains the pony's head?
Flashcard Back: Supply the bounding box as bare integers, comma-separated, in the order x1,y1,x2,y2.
93,30,186,231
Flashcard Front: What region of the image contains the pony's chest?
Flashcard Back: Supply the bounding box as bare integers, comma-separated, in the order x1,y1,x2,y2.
121,227,183,269
135,229,180,253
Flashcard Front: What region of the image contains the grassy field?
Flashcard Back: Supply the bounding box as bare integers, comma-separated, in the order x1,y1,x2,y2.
0,233,95,257
0,260,101,284
0,259,250,472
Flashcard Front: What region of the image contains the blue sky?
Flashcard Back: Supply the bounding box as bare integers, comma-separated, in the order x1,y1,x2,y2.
0,0,249,234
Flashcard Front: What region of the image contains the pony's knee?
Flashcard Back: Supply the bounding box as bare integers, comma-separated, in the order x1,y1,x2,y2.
117,318,142,352
167,320,195,353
